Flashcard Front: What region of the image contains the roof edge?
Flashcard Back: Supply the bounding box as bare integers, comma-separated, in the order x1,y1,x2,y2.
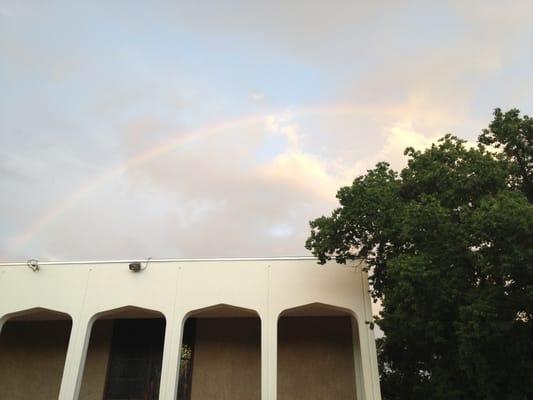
0,256,326,267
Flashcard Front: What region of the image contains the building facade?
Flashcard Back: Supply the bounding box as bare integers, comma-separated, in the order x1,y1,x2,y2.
0,257,382,400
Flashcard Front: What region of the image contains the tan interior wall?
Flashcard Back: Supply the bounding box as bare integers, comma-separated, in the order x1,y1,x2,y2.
277,316,357,400
190,317,261,400
0,320,72,400
0,316,356,400
79,319,114,400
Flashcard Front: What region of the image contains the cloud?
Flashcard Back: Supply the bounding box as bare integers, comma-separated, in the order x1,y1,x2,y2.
265,114,302,152
1,1,531,262
29,113,353,259
269,223,294,238
375,123,441,170
0,102,495,261
250,92,266,103
259,151,339,201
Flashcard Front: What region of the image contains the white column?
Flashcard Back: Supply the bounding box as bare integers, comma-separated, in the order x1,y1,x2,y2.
357,321,381,400
358,268,382,400
267,311,278,400
58,317,92,400
0,316,7,334
352,317,366,400
159,312,184,400
260,316,268,400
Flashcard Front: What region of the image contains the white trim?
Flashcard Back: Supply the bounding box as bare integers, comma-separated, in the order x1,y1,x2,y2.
0,256,320,267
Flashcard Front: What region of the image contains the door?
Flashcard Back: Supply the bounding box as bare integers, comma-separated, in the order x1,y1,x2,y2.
103,319,165,400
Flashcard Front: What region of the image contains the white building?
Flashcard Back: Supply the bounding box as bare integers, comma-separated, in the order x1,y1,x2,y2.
0,257,382,400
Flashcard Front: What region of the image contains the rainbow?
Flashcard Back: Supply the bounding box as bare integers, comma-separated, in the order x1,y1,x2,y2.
4,104,403,259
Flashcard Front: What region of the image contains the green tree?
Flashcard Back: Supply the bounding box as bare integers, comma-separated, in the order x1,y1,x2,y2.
305,109,533,400
479,108,533,202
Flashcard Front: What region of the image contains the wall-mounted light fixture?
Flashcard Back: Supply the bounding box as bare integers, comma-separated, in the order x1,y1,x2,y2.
26,259,39,272
129,262,142,272
129,257,151,272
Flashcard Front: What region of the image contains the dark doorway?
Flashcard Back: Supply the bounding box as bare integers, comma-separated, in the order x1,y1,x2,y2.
103,318,165,400
177,318,196,400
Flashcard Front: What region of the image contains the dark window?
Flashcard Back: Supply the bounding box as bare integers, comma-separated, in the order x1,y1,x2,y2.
177,318,196,400
104,319,165,400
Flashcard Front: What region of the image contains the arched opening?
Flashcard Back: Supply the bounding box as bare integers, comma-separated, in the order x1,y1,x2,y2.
79,306,166,400
277,303,359,400
177,304,261,400
0,307,72,399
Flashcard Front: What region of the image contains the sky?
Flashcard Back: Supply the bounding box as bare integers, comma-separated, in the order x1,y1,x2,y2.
1,0,532,262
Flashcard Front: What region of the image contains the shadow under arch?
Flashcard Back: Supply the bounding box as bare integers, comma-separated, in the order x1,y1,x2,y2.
183,302,260,320
89,304,165,323
0,307,73,399
177,303,261,400
79,305,166,400
278,301,360,320
0,306,72,331
277,302,364,400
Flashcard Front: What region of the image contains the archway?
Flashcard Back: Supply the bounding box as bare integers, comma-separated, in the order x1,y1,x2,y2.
277,303,359,400
79,306,166,400
0,307,72,399
177,304,261,400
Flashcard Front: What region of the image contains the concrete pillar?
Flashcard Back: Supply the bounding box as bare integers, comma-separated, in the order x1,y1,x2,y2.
358,270,382,400
260,315,268,400
267,311,278,400
0,316,7,335
159,311,184,400
357,320,381,400
58,317,92,400
352,317,366,400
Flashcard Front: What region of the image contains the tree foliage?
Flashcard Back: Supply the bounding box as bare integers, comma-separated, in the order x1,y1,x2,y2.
479,108,533,202
305,109,533,400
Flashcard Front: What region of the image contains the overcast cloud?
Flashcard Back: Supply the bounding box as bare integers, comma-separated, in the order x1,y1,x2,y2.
1,1,532,261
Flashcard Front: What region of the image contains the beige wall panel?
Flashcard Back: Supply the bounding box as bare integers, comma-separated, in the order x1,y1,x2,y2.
0,320,71,400
190,317,261,400
79,320,113,400
278,316,357,400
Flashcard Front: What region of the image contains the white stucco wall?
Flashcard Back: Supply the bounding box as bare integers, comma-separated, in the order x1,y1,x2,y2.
0,257,381,400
